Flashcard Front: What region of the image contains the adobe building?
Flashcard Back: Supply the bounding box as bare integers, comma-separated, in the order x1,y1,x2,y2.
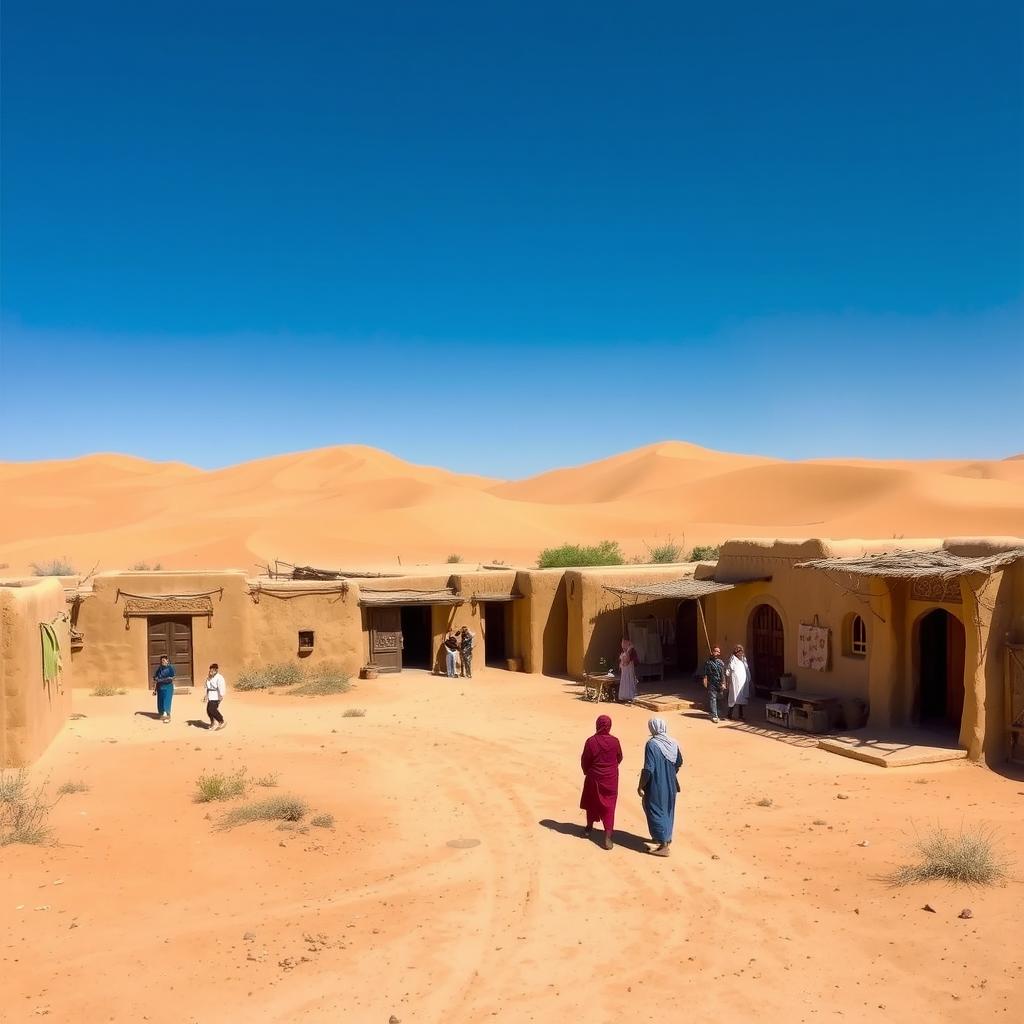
3,538,1022,767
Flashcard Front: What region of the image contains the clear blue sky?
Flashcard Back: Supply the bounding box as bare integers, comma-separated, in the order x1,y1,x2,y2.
2,1,1021,476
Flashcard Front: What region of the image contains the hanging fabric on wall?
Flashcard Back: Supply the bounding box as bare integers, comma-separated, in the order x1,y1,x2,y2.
40,622,62,681
798,622,830,671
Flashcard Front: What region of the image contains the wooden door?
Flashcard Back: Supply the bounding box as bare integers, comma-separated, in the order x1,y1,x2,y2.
369,607,403,672
945,614,966,728
750,604,784,694
147,616,193,687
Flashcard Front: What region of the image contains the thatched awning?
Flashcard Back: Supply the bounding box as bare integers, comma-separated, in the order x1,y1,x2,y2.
470,592,524,603
795,548,1024,580
604,579,740,601
358,588,465,607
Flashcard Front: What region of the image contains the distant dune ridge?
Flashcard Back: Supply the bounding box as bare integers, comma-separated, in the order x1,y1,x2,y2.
1,441,1023,574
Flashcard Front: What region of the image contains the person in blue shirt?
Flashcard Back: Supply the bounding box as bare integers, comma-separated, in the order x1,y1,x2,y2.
152,656,176,722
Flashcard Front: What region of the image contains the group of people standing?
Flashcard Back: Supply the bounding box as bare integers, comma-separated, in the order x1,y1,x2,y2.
701,644,752,723
151,656,227,731
441,626,474,678
579,715,683,856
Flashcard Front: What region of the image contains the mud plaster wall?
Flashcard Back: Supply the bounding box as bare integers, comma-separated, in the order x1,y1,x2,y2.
72,572,251,689
1,578,72,767
706,543,878,707
516,570,567,676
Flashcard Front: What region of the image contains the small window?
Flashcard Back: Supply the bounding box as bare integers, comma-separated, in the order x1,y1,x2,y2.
850,615,867,657
298,630,315,652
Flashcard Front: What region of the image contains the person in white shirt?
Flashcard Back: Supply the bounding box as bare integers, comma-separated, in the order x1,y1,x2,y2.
203,663,227,731
725,645,752,721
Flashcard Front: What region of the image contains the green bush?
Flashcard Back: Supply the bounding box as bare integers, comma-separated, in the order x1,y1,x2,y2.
889,825,1008,887
235,663,304,691
537,540,625,569
647,541,683,563
217,795,309,830
194,767,249,803
688,544,721,562
31,557,75,576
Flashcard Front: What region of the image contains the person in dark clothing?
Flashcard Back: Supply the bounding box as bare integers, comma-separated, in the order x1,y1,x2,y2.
701,646,726,724
152,656,176,723
580,714,623,850
458,626,475,679
443,631,459,677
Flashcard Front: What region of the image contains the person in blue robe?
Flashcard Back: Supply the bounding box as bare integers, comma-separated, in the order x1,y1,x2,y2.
638,717,683,856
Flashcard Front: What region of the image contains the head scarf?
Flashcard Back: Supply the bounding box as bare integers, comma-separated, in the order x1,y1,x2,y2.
647,717,680,763
595,714,612,735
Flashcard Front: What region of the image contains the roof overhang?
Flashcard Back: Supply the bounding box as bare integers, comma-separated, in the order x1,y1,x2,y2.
603,577,766,601
795,548,1024,579
470,592,524,603
358,589,465,607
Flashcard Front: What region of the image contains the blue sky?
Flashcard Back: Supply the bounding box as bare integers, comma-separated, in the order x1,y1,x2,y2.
1,1,1021,476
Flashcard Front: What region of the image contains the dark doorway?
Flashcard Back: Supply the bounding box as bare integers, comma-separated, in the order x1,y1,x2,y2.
749,604,784,696
483,603,509,666
147,616,193,687
400,606,433,669
675,601,699,673
919,609,966,727
369,607,402,672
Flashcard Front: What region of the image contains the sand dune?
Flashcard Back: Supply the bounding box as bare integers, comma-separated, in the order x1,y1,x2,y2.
2,441,1023,573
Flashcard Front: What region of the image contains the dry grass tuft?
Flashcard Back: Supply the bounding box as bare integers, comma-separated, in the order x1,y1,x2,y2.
289,663,351,697
57,781,90,795
0,770,54,846
194,767,249,803
252,772,279,788
235,663,303,692
342,708,366,718
889,825,1009,887
217,795,309,830
91,686,127,697
311,813,335,829
756,797,774,808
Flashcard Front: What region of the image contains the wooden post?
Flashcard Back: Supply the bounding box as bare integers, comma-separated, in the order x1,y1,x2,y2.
696,597,712,655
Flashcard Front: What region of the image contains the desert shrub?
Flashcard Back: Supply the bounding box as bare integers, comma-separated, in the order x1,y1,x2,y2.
647,540,683,564
91,686,127,697
446,553,463,563
688,544,721,562
537,540,624,569
217,795,309,830
0,770,54,846
311,813,335,828
252,772,279,788
31,557,75,576
342,708,366,718
57,781,90,795
889,825,1009,887
289,662,351,697
235,663,303,691
194,767,249,803
131,562,163,571
756,797,774,808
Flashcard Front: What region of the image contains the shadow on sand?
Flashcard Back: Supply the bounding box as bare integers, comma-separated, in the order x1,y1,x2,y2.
133,711,163,721
539,819,652,854
186,719,215,730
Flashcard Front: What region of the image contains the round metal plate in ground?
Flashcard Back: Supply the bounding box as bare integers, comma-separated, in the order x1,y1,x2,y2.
446,838,481,849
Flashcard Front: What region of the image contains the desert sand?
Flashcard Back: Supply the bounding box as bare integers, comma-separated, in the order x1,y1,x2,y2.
3,670,1020,1024
2,442,1024,574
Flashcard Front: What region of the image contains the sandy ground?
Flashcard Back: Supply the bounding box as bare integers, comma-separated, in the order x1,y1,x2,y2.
2,670,1021,1024
2,441,1024,573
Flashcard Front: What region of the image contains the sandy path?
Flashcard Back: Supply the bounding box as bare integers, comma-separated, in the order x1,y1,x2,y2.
2,671,1021,1024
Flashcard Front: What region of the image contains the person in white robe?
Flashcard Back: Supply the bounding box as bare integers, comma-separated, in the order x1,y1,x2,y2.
725,644,752,721
618,638,639,703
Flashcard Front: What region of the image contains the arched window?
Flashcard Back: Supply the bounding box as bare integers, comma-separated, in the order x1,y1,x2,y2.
850,614,867,657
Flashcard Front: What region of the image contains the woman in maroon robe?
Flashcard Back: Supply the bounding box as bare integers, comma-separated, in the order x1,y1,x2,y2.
579,714,623,850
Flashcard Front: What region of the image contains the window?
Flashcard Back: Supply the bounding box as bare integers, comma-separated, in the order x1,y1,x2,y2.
298,630,315,652
850,615,867,657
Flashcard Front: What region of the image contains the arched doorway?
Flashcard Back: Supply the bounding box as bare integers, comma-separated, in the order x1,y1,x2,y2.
918,609,966,727
675,600,699,674
749,604,784,695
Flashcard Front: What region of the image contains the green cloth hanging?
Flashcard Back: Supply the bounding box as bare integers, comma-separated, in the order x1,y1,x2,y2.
40,622,62,682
